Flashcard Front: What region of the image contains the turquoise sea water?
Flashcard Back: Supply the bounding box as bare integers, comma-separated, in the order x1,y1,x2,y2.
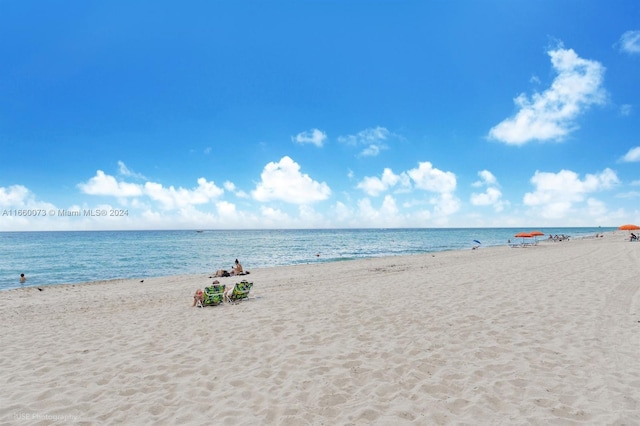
0,227,612,291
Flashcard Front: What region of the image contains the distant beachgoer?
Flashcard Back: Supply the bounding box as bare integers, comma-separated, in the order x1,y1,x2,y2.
231,259,243,276
20,273,26,284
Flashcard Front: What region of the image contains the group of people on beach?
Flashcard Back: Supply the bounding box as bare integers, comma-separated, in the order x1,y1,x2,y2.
192,259,247,307
213,258,245,277
548,234,570,242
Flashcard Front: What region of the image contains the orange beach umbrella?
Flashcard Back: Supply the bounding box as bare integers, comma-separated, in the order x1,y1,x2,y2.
618,224,640,231
514,232,534,245
528,230,545,243
514,232,533,238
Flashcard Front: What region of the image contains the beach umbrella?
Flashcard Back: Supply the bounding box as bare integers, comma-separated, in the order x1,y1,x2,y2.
529,230,544,243
618,224,640,231
473,239,481,245
514,232,533,238
514,232,533,244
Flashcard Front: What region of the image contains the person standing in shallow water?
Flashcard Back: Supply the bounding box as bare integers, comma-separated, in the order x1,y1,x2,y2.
20,273,26,284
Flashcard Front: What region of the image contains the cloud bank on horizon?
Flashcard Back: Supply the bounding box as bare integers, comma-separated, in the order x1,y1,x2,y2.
0,2,639,231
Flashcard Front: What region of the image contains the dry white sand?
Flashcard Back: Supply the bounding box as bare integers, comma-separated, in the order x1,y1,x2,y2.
1,231,639,425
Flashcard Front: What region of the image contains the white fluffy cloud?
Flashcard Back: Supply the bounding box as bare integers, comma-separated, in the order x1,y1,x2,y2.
354,196,404,227
470,170,505,212
618,30,640,54
357,161,460,219
259,205,291,224
144,178,224,209
433,192,460,217
78,171,144,197
621,146,640,162
360,144,381,157
338,126,389,145
79,171,223,209
252,156,331,204
407,162,456,193
489,45,606,145
358,162,455,196
0,185,70,231
0,185,31,206
357,168,410,196
292,128,327,147
471,187,503,207
338,126,392,157
472,170,497,187
117,161,146,180
523,168,619,218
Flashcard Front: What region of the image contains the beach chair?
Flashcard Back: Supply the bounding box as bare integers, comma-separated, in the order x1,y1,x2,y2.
226,280,253,304
202,284,226,307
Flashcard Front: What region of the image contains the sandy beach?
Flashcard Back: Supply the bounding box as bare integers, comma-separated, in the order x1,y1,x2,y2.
1,231,638,425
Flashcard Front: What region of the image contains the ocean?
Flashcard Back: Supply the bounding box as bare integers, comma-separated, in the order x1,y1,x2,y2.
0,227,611,291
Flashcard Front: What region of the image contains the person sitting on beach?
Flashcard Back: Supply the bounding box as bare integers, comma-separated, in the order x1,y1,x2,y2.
231,259,243,276
192,289,204,307
631,233,638,241
20,273,26,284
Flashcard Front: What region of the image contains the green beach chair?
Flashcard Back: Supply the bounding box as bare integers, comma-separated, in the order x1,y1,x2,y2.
227,280,253,304
202,284,226,306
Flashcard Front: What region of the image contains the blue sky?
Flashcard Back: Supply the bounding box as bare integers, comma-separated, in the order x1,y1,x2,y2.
1,1,639,230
